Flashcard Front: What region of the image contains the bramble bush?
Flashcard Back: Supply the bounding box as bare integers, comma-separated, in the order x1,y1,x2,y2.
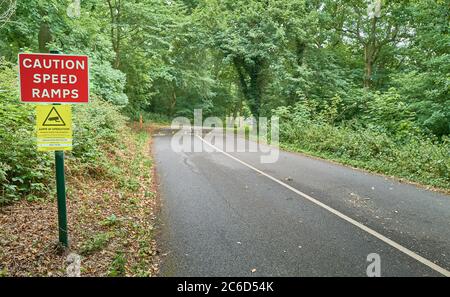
72,96,127,163
90,59,129,106
0,60,53,203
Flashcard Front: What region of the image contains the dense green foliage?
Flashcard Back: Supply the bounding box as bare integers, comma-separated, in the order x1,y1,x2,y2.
0,59,52,203
0,0,449,194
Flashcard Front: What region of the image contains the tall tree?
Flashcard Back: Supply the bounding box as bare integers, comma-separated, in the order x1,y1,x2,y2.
199,0,310,117
324,0,412,88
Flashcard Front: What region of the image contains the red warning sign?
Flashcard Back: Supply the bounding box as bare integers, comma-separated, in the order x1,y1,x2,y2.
18,53,89,103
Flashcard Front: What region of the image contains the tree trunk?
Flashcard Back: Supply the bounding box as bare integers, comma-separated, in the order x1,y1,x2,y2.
233,56,264,119
107,0,121,69
287,40,306,105
38,23,52,53
232,55,267,136
295,40,306,66
169,91,177,117
364,48,373,89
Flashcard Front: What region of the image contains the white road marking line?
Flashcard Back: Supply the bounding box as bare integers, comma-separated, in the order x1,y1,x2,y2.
196,135,450,277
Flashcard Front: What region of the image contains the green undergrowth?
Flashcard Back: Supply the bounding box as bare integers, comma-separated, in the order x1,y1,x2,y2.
272,102,450,191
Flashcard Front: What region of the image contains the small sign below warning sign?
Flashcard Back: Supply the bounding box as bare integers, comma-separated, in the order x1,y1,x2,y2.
36,105,72,151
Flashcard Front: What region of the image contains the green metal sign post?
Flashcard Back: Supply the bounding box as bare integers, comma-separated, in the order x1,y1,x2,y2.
50,50,68,247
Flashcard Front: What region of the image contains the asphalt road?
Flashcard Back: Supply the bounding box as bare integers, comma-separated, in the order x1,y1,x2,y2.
154,129,450,277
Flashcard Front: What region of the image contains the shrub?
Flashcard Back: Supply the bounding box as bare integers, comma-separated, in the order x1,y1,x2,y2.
273,104,450,189
90,59,128,106
72,96,128,163
0,60,52,204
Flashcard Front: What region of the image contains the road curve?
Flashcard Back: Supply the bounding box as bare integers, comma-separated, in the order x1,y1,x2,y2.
154,129,450,277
